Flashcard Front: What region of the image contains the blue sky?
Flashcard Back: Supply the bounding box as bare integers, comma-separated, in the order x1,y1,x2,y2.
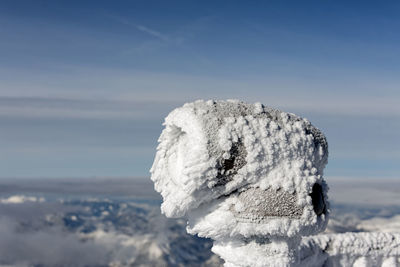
0,1,399,179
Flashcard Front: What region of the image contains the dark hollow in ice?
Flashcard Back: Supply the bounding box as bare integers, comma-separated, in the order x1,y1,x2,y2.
310,183,326,216
215,141,247,187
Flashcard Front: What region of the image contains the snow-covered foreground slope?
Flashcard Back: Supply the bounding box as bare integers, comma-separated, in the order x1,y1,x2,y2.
301,232,399,267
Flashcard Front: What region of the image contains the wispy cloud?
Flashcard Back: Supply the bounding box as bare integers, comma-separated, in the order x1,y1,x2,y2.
106,14,171,42
0,96,177,120
135,24,169,42
1,67,399,117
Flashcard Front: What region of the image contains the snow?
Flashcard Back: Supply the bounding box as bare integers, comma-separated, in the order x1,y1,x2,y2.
150,100,400,266
357,215,400,233
300,232,400,267
150,100,329,238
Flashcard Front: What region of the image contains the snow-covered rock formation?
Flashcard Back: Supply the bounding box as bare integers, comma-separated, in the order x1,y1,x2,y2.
150,100,399,266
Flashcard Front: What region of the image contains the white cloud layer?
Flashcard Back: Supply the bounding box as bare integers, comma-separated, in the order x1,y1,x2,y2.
0,195,45,204
1,67,399,117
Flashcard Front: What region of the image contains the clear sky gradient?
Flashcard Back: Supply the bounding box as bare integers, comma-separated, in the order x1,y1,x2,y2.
0,1,399,179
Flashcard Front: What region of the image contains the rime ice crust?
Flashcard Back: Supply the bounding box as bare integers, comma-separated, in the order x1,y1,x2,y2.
150,100,400,266
300,233,400,267
150,100,329,239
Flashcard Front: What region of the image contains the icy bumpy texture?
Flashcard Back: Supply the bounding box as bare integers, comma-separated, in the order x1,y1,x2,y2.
150,100,329,239
213,232,400,267
300,232,400,267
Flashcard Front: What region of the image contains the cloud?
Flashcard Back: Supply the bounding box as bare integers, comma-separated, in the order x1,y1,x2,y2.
328,178,400,207
106,14,171,42
0,195,45,204
357,215,400,233
0,177,399,266
0,96,177,120
0,199,108,266
1,66,399,117
135,25,169,42
0,184,217,267
0,178,160,199
0,217,109,267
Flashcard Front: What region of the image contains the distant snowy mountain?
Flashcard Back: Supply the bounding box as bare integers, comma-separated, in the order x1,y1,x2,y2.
0,197,221,266
0,177,398,266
